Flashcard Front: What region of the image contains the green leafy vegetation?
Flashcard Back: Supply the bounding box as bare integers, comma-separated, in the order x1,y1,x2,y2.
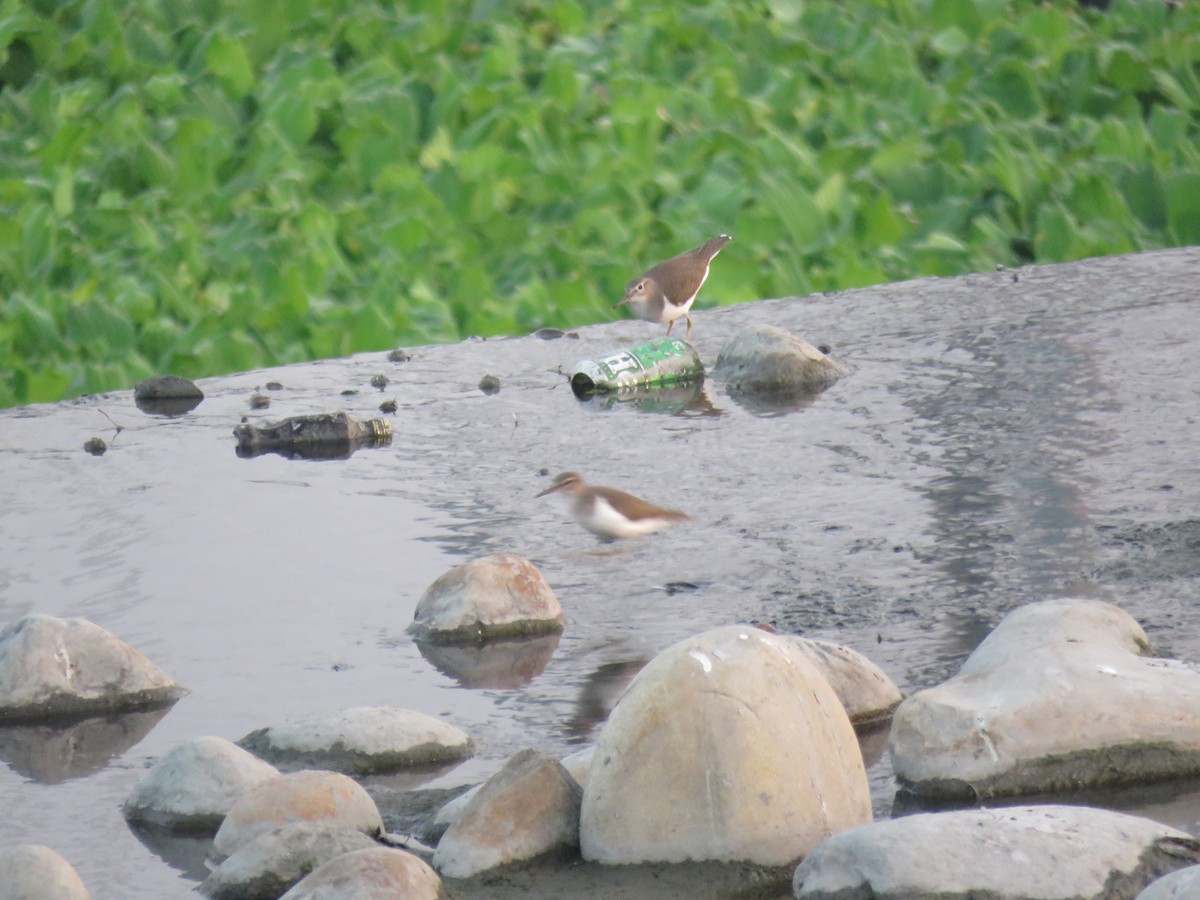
1,0,1198,407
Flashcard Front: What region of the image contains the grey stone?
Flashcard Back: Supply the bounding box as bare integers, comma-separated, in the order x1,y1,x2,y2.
581,625,871,866
889,598,1200,798
781,637,903,727
0,844,91,900
713,324,847,395
1138,865,1200,899
239,706,473,774
793,805,1200,899
434,748,582,878
408,553,564,642
123,736,280,832
212,769,384,859
0,614,185,723
279,846,442,899
200,823,377,900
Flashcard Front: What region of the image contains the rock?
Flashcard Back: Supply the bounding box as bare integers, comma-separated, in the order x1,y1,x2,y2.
560,745,594,787
478,374,501,394
889,598,1200,799
133,375,204,415
134,374,204,400
580,625,871,866
434,748,582,878
1139,865,1200,898
279,846,442,899
408,554,564,642
123,736,280,832
0,614,185,723
429,784,481,840
792,805,1200,899
780,637,903,727
238,707,473,775
212,769,384,859
0,844,91,900
713,325,847,396
200,824,378,900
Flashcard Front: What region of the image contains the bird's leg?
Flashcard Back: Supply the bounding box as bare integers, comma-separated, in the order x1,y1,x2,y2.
665,319,675,336
684,314,693,340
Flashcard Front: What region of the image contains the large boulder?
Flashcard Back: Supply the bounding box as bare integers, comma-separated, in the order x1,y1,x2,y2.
889,598,1200,798
238,707,473,774
0,615,185,722
212,770,384,859
279,847,442,899
434,748,581,878
200,824,378,900
408,554,564,642
580,625,871,866
793,805,1200,899
123,736,280,832
713,325,847,397
0,844,91,900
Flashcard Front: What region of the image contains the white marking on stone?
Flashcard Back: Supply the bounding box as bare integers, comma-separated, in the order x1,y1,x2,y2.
689,649,712,673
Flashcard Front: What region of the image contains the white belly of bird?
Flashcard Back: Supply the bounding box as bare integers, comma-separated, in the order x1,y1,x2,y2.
577,496,672,539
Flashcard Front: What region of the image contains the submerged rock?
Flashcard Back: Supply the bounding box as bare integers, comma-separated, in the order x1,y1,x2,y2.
0,614,185,723
212,769,384,860
793,805,1200,899
713,325,847,396
0,844,91,900
781,637,903,728
200,823,378,900
279,846,442,899
134,374,204,415
123,736,280,832
238,707,473,775
580,625,871,866
434,748,582,878
408,553,564,642
889,598,1200,798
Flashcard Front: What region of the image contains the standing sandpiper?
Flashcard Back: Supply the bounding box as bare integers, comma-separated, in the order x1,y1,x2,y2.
537,472,689,540
615,235,731,340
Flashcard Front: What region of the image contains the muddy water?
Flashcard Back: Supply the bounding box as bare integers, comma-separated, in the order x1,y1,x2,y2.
1,248,1199,897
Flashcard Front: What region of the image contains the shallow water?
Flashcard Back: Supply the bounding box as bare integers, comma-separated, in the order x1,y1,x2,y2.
1,248,1199,897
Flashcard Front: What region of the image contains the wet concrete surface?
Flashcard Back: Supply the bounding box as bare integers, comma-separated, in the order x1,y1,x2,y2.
0,247,1198,897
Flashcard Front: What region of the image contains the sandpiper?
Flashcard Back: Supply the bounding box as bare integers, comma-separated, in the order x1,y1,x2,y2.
537,472,688,540
614,234,731,340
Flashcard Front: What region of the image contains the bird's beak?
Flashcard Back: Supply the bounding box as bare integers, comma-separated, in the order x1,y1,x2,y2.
613,297,630,309
536,484,563,498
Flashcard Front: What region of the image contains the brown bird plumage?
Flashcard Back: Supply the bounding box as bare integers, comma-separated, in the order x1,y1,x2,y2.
537,471,688,540
615,234,731,340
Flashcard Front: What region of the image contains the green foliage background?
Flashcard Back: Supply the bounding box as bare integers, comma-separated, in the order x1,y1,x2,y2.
1,0,1198,407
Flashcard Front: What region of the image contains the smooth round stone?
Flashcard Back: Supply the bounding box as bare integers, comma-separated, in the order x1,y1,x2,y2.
200,824,378,900
781,637,903,727
279,847,442,899
238,707,473,774
713,324,847,395
0,844,91,900
0,614,185,722
434,748,581,878
408,554,564,642
123,736,280,832
1138,864,1200,899
212,770,384,860
581,625,871,866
